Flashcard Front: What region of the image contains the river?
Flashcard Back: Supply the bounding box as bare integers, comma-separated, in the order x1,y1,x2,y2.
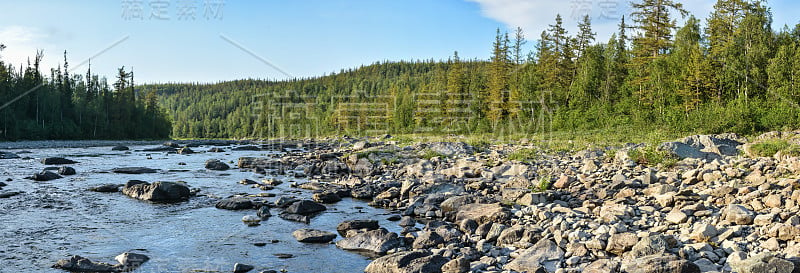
0,142,401,273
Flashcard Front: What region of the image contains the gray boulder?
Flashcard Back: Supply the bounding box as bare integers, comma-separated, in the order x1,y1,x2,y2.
58,166,76,175
335,228,402,254
337,219,380,236
292,228,337,243
88,184,122,193
41,157,78,165
122,181,190,203
505,239,564,273
659,134,742,160
52,255,119,272
111,146,129,151
204,159,230,171
31,171,62,181
285,200,326,215
364,250,448,273
622,254,700,273
215,198,254,210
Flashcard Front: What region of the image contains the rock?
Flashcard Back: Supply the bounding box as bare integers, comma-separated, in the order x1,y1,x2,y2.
505,239,564,273
233,263,255,273
208,147,225,152
285,200,326,215
623,254,700,273
585,259,621,273
606,232,638,255
216,198,254,210
242,215,261,226
729,253,795,273
660,134,742,160
204,159,230,171
427,142,474,157
691,223,718,242
0,151,20,159
41,157,78,165
58,166,76,175
413,231,444,249
177,147,194,154
52,255,118,272
312,191,342,203
257,206,271,219
88,184,122,193
292,228,337,243
337,219,380,235
335,228,402,254
273,253,294,259
628,235,668,258
111,145,129,151
122,181,191,203
441,257,469,273
114,252,149,271
399,216,416,227
723,204,755,225
31,171,62,181
112,167,157,174
666,210,688,224
453,203,508,225
279,212,311,223
364,250,448,273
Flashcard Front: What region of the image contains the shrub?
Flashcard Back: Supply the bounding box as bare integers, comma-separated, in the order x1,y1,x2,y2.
628,145,678,168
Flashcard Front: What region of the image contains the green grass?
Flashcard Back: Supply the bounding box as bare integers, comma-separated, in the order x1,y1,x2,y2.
508,148,540,162
531,176,551,193
420,149,447,160
628,145,678,168
749,139,800,157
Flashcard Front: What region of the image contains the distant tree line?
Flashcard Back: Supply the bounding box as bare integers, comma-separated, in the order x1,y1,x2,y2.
146,0,800,139
0,49,171,140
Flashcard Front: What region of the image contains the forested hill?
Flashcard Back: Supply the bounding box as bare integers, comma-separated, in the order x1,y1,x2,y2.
148,0,800,139
0,50,172,140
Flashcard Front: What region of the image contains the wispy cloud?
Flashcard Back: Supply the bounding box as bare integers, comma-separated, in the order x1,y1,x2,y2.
0,25,71,70
467,0,714,46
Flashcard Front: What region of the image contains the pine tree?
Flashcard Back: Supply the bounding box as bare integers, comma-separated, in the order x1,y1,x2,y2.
574,15,596,58
486,28,510,124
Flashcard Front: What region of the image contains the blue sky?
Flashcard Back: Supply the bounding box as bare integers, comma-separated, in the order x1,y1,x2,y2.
0,0,798,84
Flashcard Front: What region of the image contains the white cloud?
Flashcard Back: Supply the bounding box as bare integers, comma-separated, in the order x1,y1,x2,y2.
0,26,61,71
468,0,715,48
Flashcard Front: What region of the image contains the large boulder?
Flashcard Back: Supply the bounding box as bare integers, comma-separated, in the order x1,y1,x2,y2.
729,253,795,273
58,166,76,175
659,134,742,160
111,146,129,151
337,219,380,236
723,204,756,225
113,167,157,174
453,203,508,225
505,239,564,273
364,250,448,273
622,254,700,273
122,181,190,203
426,142,474,157
30,171,62,181
204,159,230,171
52,255,119,272
292,229,337,243
285,200,326,215
215,197,254,210
335,228,402,254
41,157,78,165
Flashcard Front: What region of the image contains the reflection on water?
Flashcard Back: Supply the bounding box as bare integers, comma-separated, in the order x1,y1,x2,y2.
0,144,399,272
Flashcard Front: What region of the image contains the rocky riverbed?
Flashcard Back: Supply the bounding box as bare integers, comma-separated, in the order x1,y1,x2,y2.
2,133,800,273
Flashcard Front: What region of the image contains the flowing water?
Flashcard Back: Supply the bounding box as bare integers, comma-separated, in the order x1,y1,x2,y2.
0,142,400,273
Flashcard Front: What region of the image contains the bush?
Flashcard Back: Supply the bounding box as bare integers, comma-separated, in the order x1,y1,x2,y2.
508,148,539,162
628,145,678,168
749,139,800,157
